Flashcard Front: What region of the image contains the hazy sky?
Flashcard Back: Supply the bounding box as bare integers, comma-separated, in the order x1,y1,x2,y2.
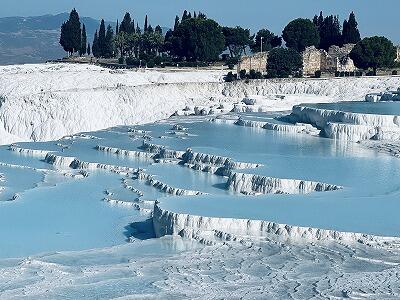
1,0,399,43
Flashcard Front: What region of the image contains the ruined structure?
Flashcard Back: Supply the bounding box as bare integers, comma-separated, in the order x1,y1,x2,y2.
237,52,268,74
396,46,400,63
238,43,356,76
302,44,356,76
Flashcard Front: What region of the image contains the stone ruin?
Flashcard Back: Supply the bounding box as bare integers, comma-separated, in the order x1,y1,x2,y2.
302,44,356,75
238,43,356,76
237,52,268,74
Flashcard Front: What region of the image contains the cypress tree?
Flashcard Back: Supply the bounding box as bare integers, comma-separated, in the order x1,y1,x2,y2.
120,12,133,33
116,20,119,35
182,10,188,21
136,23,141,35
342,12,361,44
80,23,87,56
98,19,106,57
174,16,180,31
59,8,81,55
87,43,91,56
92,30,99,57
144,15,148,33
68,8,81,53
155,25,162,35
105,25,114,58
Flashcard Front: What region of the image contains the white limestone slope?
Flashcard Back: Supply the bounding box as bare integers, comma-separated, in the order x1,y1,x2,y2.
290,105,400,141
153,204,397,245
2,63,400,145
227,172,342,195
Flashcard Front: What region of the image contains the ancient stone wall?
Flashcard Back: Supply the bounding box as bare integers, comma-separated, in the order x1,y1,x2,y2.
237,52,268,73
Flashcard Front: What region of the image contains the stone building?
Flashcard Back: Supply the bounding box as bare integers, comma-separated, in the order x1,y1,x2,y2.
302,43,356,75
238,43,356,76
396,46,400,63
237,52,268,74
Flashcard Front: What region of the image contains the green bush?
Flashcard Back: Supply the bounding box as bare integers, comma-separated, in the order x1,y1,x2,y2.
335,71,340,77
224,71,236,82
392,70,398,75
125,57,140,67
239,69,247,79
118,57,125,65
146,60,155,68
314,70,321,78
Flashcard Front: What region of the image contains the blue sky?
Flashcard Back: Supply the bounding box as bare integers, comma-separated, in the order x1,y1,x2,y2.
1,0,399,43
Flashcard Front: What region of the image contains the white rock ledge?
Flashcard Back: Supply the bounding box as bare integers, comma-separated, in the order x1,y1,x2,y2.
153,204,399,245
227,172,342,195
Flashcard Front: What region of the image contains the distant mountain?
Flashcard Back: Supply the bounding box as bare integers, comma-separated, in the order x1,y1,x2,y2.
0,13,115,65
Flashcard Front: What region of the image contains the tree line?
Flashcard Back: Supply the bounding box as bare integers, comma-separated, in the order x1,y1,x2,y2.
59,8,398,75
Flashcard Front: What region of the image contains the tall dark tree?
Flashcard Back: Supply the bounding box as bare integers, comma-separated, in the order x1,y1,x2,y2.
171,14,225,61
282,18,320,52
174,16,180,31
267,47,303,78
98,19,106,57
92,30,99,57
104,25,114,58
155,25,162,35
80,23,87,56
116,20,119,35
144,15,148,32
87,43,91,56
120,12,133,33
318,14,342,50
59,8,81,55
350,36,396,74
182,10,189,21
342,12,361,44
222,26,252,57
251,28,281,53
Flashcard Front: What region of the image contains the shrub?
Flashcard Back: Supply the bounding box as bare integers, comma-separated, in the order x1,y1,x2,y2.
228,64,234,70
366,70,375,76
339,71,345,77
392,70,398,75
118,57,125,65
349,71,355,76
147,59,155,68
355,70,363,76
248,69,262,79
125,57,140,67
239,69,247,79
335,71,340,77
344,71,350,77
314,70,321,78
224,71,236,82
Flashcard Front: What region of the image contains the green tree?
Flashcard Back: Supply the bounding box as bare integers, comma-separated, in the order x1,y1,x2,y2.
251,28,281,53
114,32,127,57
59,8,81,55
267,47,303,78
342,12,361,44
144,15,148,33
120,12,134,34
98,19,106,57
282,18,319,52
104,25,114,58
87,43,91,56
317,14,342,50
171,15,225,61
350,36,396,74
222,26,252,58
92,30,99,57
80,23,87,56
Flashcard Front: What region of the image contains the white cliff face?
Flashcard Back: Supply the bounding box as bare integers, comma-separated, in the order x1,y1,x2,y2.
153,204,396,245
2,63,400,145
289,104,400,142
291,105,400,128
227,172,342,195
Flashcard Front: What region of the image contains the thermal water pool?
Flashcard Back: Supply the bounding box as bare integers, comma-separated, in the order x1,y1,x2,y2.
1,108,400,259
